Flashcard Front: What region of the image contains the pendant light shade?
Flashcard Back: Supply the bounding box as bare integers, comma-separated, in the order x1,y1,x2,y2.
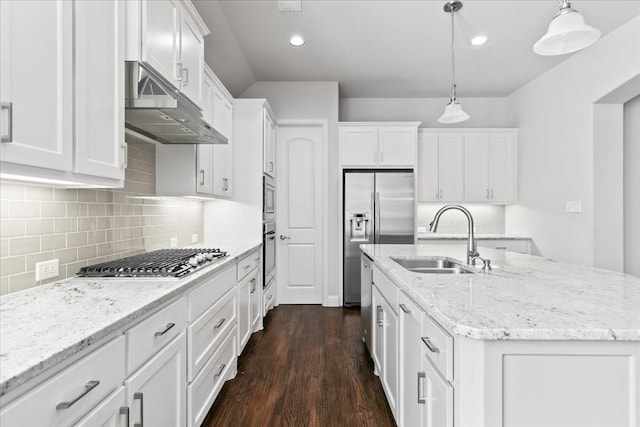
439,98,470,124
534,0,601,56
438,1,470,124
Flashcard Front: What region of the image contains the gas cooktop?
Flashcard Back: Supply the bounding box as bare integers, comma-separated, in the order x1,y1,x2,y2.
77,248,228,278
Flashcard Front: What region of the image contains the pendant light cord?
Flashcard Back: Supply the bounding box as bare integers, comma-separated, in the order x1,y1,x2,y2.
449,7,457,101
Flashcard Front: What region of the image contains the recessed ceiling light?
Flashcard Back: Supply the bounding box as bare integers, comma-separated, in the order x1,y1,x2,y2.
289,35,305,47
470,35,488,46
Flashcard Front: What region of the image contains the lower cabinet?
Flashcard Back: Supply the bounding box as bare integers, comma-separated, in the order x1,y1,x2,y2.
263,276,276,317
75,387,128,427
372,283,399,420
124,333,187,427
398,293,423,427
237,250,262,353
237,271,252,352
421,353,454,427
250,272,262,332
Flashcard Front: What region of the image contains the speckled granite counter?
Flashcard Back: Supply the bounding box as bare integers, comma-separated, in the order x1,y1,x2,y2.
0,242,261,398
361,244,640,341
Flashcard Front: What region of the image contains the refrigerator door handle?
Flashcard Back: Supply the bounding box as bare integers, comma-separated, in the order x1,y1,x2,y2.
370,192,375,243
375,192,381,244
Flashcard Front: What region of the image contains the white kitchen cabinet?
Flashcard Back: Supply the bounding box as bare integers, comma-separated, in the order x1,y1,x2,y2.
237,270,252,353
125,333,187,427
263,109,276,176
263,276,276,317
417,132,465,202
464,132,516,203
339,123,419,167
398,293,424,427
128,0,208,108
418,129,517,204
421,354,454,427
250,271,262,332
196,144,214,194
372,285,384,376
0,336,126,426
208,65,234,197
74,387,128,427
0,0,125,187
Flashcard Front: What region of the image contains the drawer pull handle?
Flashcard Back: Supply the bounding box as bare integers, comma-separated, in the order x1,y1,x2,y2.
134,392,144,427
496,246,507,250
376,306,384,326
214,318,226,329
254,257,260,262
154,322,176,337
120,407,130,427
421,336,440,354
399,303,411,314
417,372,426,404
244,264,251,269
214,363,226,378
56,380,100,409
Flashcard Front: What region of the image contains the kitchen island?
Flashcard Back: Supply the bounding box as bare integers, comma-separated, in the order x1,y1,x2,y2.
361,243,640,427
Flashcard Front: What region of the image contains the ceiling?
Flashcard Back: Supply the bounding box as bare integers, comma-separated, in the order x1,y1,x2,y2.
193,0,640,98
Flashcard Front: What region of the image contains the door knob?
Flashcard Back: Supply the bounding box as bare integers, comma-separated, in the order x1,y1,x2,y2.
280,235,290,240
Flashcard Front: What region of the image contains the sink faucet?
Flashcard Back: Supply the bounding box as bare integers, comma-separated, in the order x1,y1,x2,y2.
429,205,479,265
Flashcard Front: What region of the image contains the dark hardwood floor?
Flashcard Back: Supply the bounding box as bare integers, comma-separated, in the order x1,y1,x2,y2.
202,305,396,427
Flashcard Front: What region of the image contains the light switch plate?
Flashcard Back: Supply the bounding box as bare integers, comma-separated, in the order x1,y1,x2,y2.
170,237,178,248
566,201,583,213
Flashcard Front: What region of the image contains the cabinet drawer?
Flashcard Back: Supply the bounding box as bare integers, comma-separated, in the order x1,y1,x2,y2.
1,336,125,427
126,298,186,374
236,251,261,281
263,277,275,316
372,265,398,313
189,265,235,321
187,288,237,382
187,328,237,427
421,313,454,381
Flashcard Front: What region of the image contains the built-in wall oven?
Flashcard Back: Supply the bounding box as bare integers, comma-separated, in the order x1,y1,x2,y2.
263,175,275,222
263,221,276,288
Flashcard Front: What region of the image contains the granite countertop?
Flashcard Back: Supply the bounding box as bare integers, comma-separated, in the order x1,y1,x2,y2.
0,242,262,398
361,244,640,341
417,233,532,240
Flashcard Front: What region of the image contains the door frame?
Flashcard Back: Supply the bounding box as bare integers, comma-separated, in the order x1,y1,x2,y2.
276,119,329,306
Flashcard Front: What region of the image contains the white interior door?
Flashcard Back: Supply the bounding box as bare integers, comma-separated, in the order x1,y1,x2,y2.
276,124,325,304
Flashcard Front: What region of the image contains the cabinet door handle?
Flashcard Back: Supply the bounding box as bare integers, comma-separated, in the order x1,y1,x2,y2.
200,170,205,185
380,150,384,162
421,336,440,353
399,303,410,314
133,392,144,427
55,380,100,409
250,278,256,293
223,178,229,191
439,189,443,199
121,143,128,170
154,322,175,337
486,189,490,199
376,305,384,326
214,363,226,378
182,67,189,86
120,407,130,427
491,189,494,199
417,372,426,404
1,102,13,142
214,318,226,329
270,161,274,172
176,62,183,81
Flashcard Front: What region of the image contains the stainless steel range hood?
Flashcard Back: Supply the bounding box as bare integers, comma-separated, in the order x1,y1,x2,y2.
124,61,228,145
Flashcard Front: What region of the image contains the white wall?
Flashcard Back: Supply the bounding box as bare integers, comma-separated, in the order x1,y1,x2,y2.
339,97,514,128
624,95,640,277
505,16,640,266
240,82,341,306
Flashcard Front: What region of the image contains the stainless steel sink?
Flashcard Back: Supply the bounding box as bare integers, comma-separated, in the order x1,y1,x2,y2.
391,257,474,274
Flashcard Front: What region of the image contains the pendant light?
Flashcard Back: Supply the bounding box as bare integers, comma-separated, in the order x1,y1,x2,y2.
533,0,601,56
438,0,470,124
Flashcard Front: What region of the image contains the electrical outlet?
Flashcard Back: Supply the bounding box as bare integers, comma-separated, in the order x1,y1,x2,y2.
566,201,583,213
35,259,59,281
417,226,427,233
191,234,198,244
170,237,178,248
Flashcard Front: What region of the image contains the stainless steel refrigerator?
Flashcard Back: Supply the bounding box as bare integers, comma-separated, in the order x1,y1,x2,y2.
343,170,415,307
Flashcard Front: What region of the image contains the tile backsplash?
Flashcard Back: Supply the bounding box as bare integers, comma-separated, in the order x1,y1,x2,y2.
417,204,505,234
0,137,203,295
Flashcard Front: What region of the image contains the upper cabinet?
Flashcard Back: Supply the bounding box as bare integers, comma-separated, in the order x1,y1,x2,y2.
0,0,125,187
206,65,234,197
338,123,420,167
127,0,208,109
417,129,517,204
263,110,276,177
